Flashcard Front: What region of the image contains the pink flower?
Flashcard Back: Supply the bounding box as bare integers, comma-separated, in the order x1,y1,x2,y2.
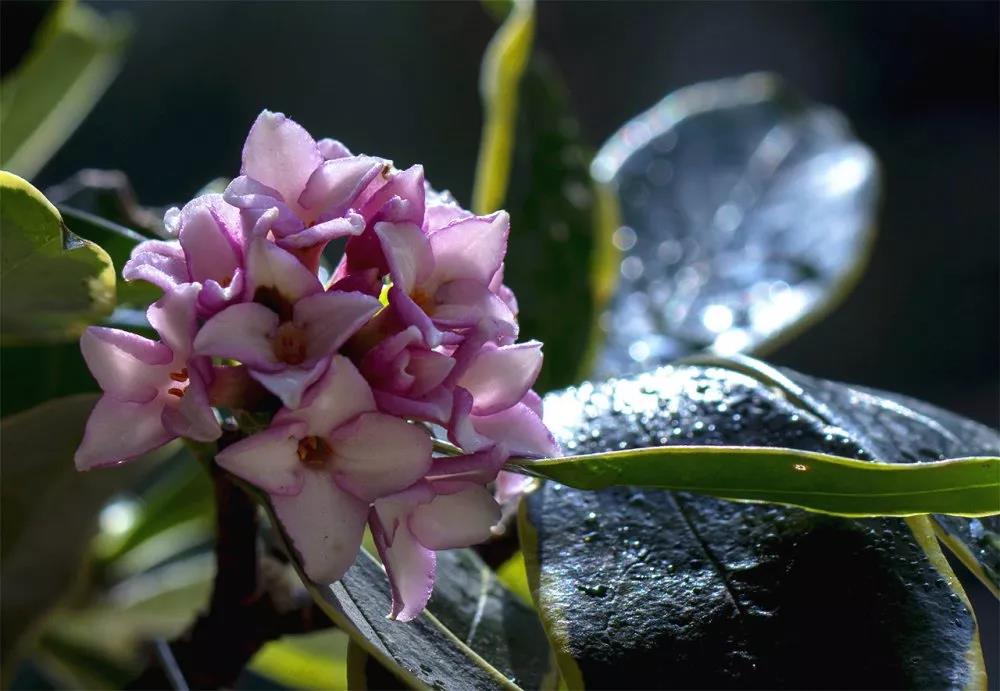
193,237,380,408
75,283,220,470
124,195,246,317
370,479,501,621
216,356,433,583
224,110,386,269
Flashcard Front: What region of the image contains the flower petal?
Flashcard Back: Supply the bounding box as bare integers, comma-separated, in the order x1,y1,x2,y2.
410,484,501,550
161,364,221,442
272,468,369,584
250,358,329,409
473,401,560,459
317,138,352,160
329,411,432,501
241,110,321,212
294,291,381,362
178,205,241,286
431,280,517,334
276,355,374,434
123,240,188,292
247,237,323,303
298,155,385,220
275,213,364,250
146,283,200,361
457,341,542,415
215,421,307,495
194,302,281,370
75,395,172,470
428,211,509,285
372,389,453,426
376,222,433,294
80,326,172,401
359,164,425,226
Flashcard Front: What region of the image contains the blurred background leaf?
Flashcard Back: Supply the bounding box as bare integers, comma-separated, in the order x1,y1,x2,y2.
0,394,150,677
0,0,129,179
590,73,879,377
0,172,116,345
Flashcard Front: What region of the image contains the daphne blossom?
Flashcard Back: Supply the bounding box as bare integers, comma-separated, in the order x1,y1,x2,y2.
74,109,559,621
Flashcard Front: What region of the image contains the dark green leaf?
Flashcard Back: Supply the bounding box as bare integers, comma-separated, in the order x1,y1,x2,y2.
0,394,148,672
521,361,987,688
0,2,129,179
0,341,97,417
0,171,116,344
591,73,879,377
473,2,619,392
252,488,522,691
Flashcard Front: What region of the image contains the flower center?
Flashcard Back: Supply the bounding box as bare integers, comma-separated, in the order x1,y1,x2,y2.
296,436,332,467
253,286,295,323
410,288,434,312
272,323,308,365
167,368,189,398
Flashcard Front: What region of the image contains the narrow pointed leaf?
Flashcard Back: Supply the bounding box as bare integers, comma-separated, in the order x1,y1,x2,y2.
510,447,998,517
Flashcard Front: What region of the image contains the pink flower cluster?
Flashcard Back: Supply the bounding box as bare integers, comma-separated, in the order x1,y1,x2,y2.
74,111,558,621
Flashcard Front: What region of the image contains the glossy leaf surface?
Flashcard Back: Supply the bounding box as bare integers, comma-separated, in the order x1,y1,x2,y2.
521,361,986,688
0,172,116,344
591,74,879,377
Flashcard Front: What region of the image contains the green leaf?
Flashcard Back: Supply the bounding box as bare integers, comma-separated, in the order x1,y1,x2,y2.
248,629,349,690
0,394,148,673
59,205,162,310
520,360,988,688
694,354,1000,597
0,341,98,418
591,73,879,377
472,0,534,216
473,2,619,391
0,171,116,344
510,448,998,518
245,483,525,691
0,1,129,179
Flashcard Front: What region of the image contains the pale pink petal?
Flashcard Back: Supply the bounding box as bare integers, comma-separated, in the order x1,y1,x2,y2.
123,240,188,291
178,205,240,285
458,341,542,415
388,286,442,348
406,350,454,397
431,280,517,334
410,484,501,550
160,365,221,442
272,469,369,584
329,412,432,501
375,222,433,294
146,283,200,361
522,389,543,416
294,291,381,362
372,389,453,426
80,327,172,401
241,110,322,212
427,445,507,484
194,302,281,370
223,177,301,235
198,268,245,316
298,155,385,220
215,422,308,495
370,485,437,621
317,138,352,160
494,471,535,504
448,387,492,452
246,237,323,303
359,165,425,226
473,402,560,458
428,211,509,285
276,355,374,435
425,200,471,232
275,213,364,250
360,326,422,390
75,396,172,470
250,358,328,410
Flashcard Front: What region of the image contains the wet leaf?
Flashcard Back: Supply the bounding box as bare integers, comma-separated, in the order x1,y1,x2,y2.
591,73,879,377
0,2,129,179
521,360,987,688
0,171,116,344
0,394,149,671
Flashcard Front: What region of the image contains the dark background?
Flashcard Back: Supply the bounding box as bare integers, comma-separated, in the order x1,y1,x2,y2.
8,0,996,429
2,0,998,684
